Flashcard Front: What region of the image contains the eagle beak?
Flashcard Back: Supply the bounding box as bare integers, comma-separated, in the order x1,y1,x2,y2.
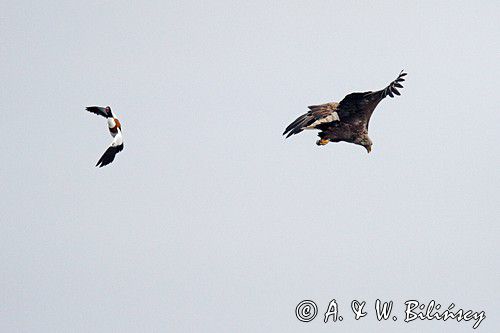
365,145,372,153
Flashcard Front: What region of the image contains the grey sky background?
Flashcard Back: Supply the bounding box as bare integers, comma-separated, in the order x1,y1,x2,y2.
1,1,499,332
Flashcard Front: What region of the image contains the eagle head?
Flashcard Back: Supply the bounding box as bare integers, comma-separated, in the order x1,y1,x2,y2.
356,136,372,153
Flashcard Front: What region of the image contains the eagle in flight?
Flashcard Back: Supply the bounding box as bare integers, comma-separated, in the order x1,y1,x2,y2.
283,71,407,153
86,106,124,167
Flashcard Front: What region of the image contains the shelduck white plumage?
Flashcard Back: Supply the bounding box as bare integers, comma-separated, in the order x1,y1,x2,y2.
86,106,124,167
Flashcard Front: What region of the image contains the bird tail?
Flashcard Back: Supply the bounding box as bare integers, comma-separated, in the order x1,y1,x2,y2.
283,113,309,138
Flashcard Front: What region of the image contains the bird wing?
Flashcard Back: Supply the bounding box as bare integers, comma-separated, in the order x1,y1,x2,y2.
86,106,109,118
337,71,406,129
283,103,340,138
96,129,124,168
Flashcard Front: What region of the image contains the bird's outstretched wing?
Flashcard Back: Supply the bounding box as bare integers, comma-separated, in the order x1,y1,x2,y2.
336,71,407,128
283,103,340,138
86,106,109,118
96,130,124,167
379,70,406,99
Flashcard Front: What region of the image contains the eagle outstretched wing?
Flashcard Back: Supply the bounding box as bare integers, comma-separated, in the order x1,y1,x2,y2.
336,71,406,128
282,103,340,138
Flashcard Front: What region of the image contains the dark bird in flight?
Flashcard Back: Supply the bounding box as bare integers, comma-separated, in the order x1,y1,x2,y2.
283,71,407,153
86,106,124,167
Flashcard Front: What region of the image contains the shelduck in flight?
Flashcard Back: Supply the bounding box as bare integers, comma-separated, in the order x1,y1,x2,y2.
86,106,124,167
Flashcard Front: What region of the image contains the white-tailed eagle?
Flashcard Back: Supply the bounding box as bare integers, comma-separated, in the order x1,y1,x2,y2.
283,71,407,152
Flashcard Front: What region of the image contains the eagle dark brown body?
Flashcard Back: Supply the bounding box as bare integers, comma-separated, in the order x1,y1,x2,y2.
283,71,407,153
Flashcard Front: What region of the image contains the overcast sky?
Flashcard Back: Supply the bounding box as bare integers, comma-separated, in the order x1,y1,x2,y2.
1,1,499,332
